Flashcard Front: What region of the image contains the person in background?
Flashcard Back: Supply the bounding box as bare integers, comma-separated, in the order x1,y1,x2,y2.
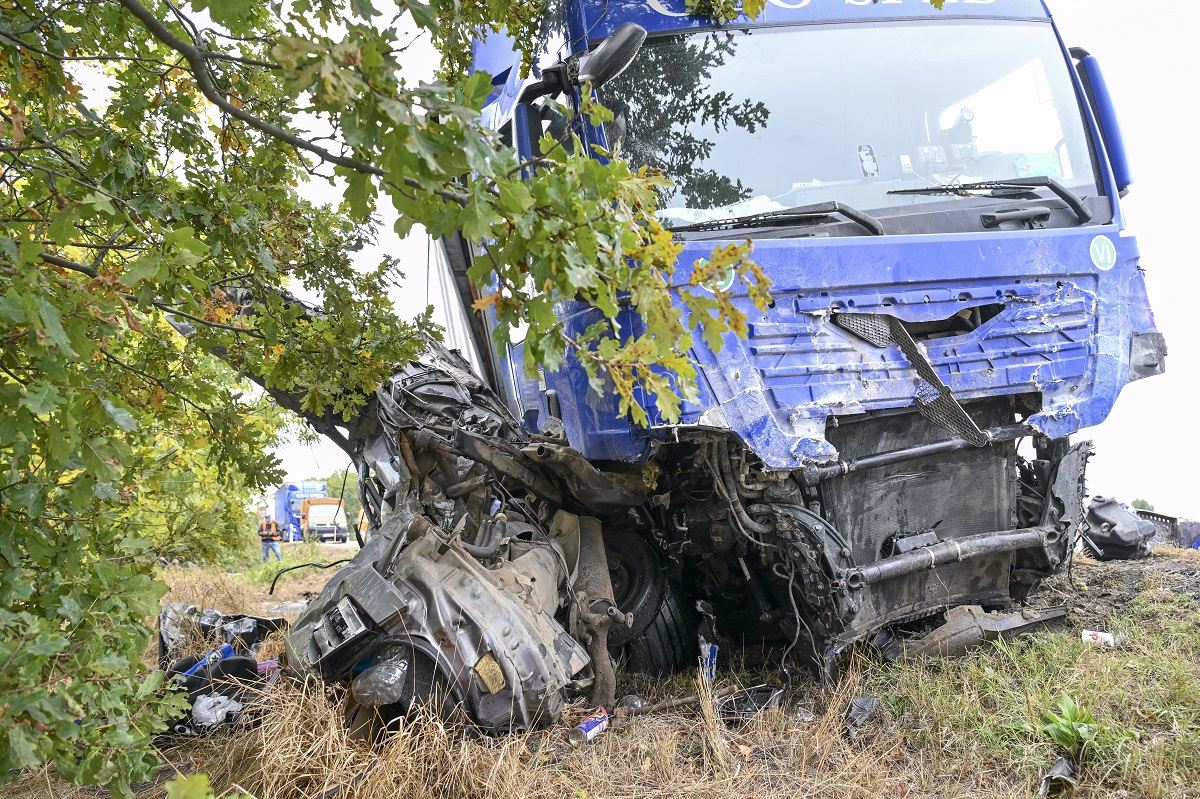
259,518,282,563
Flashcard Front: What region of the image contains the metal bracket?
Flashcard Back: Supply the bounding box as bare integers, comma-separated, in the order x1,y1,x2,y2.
833,312,988,446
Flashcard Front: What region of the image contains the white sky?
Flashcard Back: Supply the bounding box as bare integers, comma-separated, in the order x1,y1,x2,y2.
272,1,1200,520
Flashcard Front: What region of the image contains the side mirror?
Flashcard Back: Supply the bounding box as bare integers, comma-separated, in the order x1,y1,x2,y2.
518,23,647,103
578,23,647,88
1070,47,1132,194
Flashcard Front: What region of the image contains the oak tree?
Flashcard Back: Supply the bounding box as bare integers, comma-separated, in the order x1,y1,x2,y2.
1,0,767,790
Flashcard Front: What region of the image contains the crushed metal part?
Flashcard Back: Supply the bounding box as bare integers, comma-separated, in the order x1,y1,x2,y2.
1038,757,1080,796
874,605,1068,661
270,336,1104,737
1082,496,1156,560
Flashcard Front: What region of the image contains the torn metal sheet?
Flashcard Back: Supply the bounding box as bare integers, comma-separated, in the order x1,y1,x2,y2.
875,605,1068,661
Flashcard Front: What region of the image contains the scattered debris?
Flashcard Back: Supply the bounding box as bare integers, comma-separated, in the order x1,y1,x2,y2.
1080,629,1117,648
614,685,740,724
794,706,818,724
568,707,610,746
1082,496,1156,561
158,603,286,668
1038,756,1079,796
874,605,1068,661
191,694,244,729
156,604,289,737
616,694,649,715
844,696,881,737
717,685,785,725
266,600,310,615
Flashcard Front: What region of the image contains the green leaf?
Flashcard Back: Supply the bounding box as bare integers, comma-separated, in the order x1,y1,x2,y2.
0,291,25,324
33,298,75,353
122,254,163,287
4,725,40,768
497,179,534,213
458,187,502,242
343,170,375,219
82,192,116,216
198,0,254,28
19,381,63,414
101,399,139,432
165,774,214,799
81,437,123,483
47,208,80,245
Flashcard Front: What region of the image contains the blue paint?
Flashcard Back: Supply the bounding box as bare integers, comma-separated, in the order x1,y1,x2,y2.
1075,53,1134,192
580,0,1050,40
470,1,1162,468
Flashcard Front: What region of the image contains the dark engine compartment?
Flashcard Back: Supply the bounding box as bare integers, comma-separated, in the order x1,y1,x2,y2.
283,339,1089,736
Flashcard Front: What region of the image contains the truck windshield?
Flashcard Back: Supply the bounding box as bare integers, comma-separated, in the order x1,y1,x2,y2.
308,504,345,525
598,19,1098,229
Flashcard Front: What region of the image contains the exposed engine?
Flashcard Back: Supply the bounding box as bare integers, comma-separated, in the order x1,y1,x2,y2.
284,338,1089,735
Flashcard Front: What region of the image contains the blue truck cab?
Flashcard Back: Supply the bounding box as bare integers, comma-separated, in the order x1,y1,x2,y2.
274,482,328,542
437,0,1165,671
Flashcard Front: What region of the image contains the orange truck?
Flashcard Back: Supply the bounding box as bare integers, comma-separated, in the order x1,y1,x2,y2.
299,497,349,543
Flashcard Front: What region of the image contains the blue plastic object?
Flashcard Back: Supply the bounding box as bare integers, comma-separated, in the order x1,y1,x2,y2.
180,643,235,678
1076,53,1133,192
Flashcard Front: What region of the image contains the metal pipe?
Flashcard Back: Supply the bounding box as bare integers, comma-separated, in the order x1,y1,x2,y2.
802,423,1029,486
846,527,1053,588
716,439,772,535
461,516,506,560
445,473,488,499
574,516,618,710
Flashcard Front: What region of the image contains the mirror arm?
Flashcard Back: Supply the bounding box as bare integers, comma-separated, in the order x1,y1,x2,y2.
518,64,569,103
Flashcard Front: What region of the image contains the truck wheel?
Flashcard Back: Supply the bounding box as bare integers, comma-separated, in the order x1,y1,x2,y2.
621,581,697,676
603,528,665,647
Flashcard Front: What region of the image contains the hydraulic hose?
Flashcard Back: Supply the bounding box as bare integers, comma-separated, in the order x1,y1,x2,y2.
461,516,507,560
716,438,772,536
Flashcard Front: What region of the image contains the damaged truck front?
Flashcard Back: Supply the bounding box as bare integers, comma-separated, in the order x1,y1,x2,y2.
283,0,1165,736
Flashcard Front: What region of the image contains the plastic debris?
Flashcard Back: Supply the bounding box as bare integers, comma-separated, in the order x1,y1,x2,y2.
180,644,235,678
844,696,880,737
616,694,649,717
192,694,244,728
267,601,310,615
1081,629,1117,648
718,684,784,725
351,658,412,707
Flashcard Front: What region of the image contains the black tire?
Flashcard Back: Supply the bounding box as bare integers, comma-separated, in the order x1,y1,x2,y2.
604,528,666,647
621,581,697,676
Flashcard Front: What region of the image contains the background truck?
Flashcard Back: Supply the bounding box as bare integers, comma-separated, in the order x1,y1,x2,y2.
273,482,327,542
300,497,349,543
280,0,1166,738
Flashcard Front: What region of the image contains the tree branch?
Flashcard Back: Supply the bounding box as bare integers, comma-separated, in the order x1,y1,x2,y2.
115,0,472,207
37,251,266,338
118,0,383,176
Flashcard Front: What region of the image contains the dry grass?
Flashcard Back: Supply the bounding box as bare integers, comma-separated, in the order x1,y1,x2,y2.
162,569,270,617
164,673,913,799
12,548,1200,799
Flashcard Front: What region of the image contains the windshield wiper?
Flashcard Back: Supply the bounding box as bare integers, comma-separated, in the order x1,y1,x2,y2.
888,176,1092,225
668,200,886,236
